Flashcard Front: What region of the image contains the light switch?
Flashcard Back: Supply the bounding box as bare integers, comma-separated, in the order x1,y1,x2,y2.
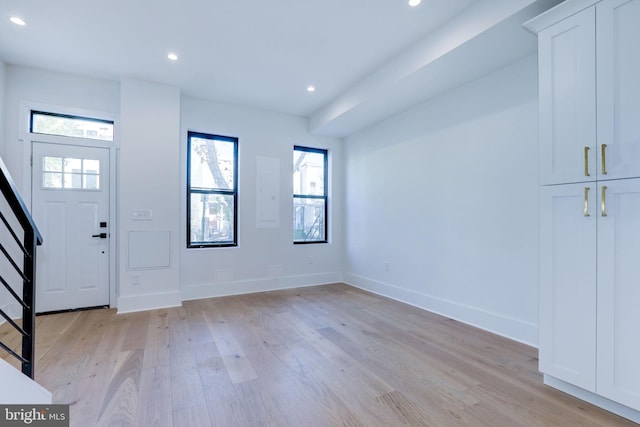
132,209,152,221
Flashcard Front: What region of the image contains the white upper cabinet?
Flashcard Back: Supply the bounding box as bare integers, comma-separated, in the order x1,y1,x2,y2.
535,0,640,185
538,6,596,185
596,0,640,181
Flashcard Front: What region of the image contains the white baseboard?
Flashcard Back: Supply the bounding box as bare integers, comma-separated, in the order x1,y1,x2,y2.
181,272,342,301
116,291,182,314
343,273,538,347
544,375,640,424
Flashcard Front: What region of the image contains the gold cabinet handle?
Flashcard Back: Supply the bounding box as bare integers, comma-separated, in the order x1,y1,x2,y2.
601,144,607,175
601,186,607,217
584,146,590,177
584,187,590,217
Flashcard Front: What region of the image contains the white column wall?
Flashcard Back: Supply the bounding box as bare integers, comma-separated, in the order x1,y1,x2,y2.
117,79,181,312
343,55,540,345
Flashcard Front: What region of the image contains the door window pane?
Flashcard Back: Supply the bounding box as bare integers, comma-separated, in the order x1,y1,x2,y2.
84,174,99,190
83,159,100,174
42,156,100,190
64,173,82,189
43,157,62,172
43,172,62,188
64,158,81,174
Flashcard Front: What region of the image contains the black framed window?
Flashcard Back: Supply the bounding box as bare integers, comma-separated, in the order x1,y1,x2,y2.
30,110,114,141
187,131,238,248
293,146,327,243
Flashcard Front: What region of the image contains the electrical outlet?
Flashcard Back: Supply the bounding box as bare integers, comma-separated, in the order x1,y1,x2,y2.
132,273,141,286
384,261,390,272
308,256,314,264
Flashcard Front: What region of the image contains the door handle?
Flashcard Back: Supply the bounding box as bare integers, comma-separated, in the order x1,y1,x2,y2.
584,146,590,177
584,187,590,217
91,233,108,239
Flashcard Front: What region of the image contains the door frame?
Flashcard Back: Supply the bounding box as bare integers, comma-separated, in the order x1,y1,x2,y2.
19,101,119,309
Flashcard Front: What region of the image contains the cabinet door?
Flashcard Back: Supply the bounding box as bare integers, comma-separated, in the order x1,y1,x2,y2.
597,0,640,181
597,178,640,410
538,7,596,185
539,184,597,391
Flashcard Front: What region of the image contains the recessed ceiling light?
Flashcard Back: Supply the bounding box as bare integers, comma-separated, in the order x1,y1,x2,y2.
167,53,178,61
10,17,26,26
307,85,316,93
408,0,421,6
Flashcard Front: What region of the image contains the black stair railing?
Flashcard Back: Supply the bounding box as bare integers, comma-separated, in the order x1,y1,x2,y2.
0,155,43,379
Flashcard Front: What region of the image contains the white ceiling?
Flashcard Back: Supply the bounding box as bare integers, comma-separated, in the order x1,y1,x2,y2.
0,0,561,137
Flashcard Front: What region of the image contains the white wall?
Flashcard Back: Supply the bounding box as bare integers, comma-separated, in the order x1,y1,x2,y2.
1,65,344,315
117,79,182,312
0,59,9,321
0,59,6,157
180,96,343,299
2,58,539,347
343,55,540,346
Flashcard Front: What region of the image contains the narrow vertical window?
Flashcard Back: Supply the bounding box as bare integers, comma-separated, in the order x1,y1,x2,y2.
187,131,238,247
293,146,327,243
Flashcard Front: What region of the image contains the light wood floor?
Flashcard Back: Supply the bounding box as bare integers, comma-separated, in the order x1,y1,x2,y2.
1,283,636,426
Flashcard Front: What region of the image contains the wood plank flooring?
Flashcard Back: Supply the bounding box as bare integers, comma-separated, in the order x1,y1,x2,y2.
1,283,637,426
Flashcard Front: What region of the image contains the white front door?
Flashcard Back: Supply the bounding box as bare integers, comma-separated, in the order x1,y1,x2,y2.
32,142,110,312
